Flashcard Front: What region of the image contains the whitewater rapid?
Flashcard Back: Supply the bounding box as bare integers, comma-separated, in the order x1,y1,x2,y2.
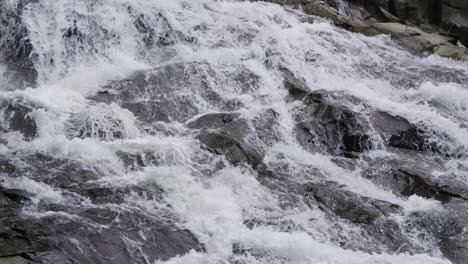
1,0,468,263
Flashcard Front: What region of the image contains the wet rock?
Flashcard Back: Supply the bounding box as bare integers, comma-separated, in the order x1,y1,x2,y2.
230,68,261,93
198,132,263,170
0,159,16,175
187,112,241,130
189,112,266,171
5,153,100,189
279,66,310,100
439,200,468,264
78,184,159,204
91,63,241,123
116,151,146,171
66,103,137,141
393,168,466,202
303,182,401,224
251,109,282,148
397,32,455,53
372,111,425,151
362,149,468,203
295,90,373,156
0,187,34,261
385,167,466,202
373,22,424,37
1,100,38,141
133,13,176,48
0,161,202,264
4,208,204,264
364,218,413,253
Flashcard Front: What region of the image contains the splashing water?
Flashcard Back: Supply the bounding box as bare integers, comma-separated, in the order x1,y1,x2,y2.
1,0,468,263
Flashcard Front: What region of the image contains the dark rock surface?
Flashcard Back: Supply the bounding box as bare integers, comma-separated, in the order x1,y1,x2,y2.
304,182,401,224
363,149,468,202
0,154,204,264
91,62,244,124
294,90,373,156
0,98,38,141
189,112,265,170
372,111,426,151
279,66,310,100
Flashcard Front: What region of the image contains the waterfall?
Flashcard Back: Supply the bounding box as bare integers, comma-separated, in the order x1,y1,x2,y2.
1,1,467,263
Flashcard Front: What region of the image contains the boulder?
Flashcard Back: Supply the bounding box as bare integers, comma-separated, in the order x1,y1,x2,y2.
295,90,373,156
188,112,278,173
133,13,176,48
362,149,468,203
0,155,204,264
279,66,310,100
304,182,400,224
92,62,243,123
187,112,241,130
66,103,137,141
434,43,468,60
1,99,38,141
371,111,426,151
373,22,424,37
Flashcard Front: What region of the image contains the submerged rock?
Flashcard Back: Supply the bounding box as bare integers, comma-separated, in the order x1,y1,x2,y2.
304,181,401,224
190,113,264,170
0,99,38,141
0,154,203,264
279,66,310,100
363,149,468,203
92,62,242,123
187,110,281,175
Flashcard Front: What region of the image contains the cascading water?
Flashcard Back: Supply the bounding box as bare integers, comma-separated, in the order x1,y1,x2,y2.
1,0,468,263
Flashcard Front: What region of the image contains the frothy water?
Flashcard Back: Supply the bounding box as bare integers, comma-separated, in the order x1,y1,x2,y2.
1,0,468,263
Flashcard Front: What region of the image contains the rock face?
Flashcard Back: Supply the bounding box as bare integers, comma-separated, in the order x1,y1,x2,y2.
0,154,204,264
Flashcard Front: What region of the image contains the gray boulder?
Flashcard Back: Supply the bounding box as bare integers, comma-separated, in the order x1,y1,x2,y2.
0,99,38,141
294,90,373,156
92,62,243,124
0,153,204,264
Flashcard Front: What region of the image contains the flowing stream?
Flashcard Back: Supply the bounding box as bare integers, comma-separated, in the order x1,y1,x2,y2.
1,1,468,263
